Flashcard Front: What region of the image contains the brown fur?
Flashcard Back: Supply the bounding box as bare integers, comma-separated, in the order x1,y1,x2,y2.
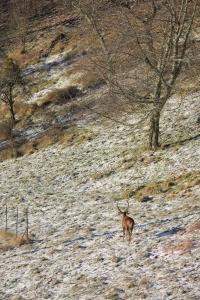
117,201,135,242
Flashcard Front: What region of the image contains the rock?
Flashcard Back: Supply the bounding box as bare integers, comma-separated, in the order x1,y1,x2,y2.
140,195,153,202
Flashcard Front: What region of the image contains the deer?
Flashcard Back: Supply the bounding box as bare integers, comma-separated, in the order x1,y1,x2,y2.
117,201,135,242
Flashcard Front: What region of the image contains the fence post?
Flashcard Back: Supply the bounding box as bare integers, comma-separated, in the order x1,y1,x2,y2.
5,204,8,232
26,207,29,240
16,207,18,237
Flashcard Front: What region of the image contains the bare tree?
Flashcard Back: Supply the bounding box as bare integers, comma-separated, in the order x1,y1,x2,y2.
0,57,24,125
10,0,32,53
130,0,197,149
77,0,198,150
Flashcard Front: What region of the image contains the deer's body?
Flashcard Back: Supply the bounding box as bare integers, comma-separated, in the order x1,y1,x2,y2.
122,212,134,241
117,201,135,242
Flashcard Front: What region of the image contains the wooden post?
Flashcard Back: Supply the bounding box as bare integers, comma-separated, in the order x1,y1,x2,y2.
26,207,29,240
16,207,18,237
5,204,8,232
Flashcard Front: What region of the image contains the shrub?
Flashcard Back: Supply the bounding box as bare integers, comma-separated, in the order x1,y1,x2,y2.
123,171,200,200
0,122,12,142
39,86,81,107
75,71,105,90
60,126,96,146
14,102,37,120
162,239,196,255
0,230,27,252
187,220,200,233
0,147,14,161
18,125,63,156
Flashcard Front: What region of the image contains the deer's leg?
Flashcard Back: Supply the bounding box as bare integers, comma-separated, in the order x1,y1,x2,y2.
123,227,126,241
129,224,134,242
128,230,132,243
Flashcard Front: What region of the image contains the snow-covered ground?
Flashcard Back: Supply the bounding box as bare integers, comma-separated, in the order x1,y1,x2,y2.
24,50,85,104
0,87,200,299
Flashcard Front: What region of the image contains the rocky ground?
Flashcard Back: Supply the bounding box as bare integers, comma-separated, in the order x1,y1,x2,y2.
0,86,200,300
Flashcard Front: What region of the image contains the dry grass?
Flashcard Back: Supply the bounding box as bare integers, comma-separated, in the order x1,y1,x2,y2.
36,126,63,150
8,47,42,69
18,125,63,156
139,277,151,288
0,147,15,161
0,101,36,126
18,141,37,156
7,27,61,68
0,103,11,120
64,64,105,90
91,168,115,181
0,126,63,161
162,220,200,255
127,280,137,289
7,48,30,68
123,171,200,200
60,126,96,146
162,239,197,255
186,220,200,233
0,121,12,142
0,230,28,252
176,77,200,98
7,22,71,68
38,86,81,107
75,72,105,90
15,102,37,120
1,125,64,161
18,125,95,155
0,123,96,162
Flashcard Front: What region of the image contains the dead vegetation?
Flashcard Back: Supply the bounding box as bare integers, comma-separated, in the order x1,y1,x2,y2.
15,102,37,120
59,126,96,146
0,147,14,161
38,86,81,107
121,171,200,200
63,59,106,90
17,125,64,157
162,220,200,255
0,121,12,141
0,0,199,159
0,101,37,124
0,230,28,252
186,220,200,233
162,239,197,255
0,123,96,161
91,168,115,181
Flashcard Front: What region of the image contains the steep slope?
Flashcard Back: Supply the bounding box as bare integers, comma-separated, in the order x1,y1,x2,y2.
0,89,199,300
0,2,200,299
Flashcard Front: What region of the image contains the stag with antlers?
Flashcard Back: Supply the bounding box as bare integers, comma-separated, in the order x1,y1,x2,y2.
117,201,135,242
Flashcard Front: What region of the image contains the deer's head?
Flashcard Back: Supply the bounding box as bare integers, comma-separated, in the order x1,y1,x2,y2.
117,200,129,216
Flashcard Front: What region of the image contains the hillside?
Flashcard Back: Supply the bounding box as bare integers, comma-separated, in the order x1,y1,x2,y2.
0,91,200,299
0,1,200,300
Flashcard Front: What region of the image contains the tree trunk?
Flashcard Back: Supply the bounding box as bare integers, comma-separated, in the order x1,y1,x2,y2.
21,36,26,54
149,109,160,150
9,103,16,125
7,85,17,157
8,85,16,126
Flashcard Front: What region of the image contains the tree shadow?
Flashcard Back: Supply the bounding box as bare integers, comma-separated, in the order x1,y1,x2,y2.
162,133,200,149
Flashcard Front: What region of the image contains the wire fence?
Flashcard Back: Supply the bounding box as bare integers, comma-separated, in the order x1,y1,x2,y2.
2,204,29,240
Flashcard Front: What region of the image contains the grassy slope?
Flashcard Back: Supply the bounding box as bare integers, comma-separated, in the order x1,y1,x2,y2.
0,3,200,299
0,97,199,299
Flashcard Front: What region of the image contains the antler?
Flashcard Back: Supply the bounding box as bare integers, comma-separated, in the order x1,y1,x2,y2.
125,200,129,213
117,201,129,213
117,202,123,213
